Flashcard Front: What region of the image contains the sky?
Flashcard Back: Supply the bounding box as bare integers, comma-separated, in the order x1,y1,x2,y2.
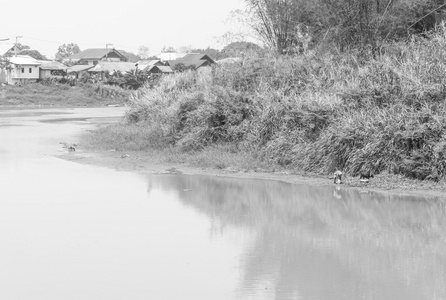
0,0,247,59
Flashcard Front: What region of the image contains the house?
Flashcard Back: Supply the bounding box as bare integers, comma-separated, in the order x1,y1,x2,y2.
66,48,128,66
87,61,137,80
146,65,173,74
67,64,94,78
166,53,216,71
136,59,164,72
39,61,67,79
3,55,41,84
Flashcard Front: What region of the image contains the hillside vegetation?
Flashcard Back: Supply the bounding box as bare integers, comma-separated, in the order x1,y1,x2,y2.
91,28,446,181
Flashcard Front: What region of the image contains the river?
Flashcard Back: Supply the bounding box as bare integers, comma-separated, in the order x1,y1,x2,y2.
0,107,445,300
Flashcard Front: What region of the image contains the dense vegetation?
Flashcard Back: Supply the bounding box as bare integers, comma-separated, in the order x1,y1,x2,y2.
245,0,446,54
109,25,446,181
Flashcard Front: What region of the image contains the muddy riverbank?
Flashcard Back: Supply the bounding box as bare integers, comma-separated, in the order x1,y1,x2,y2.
60,146,446,200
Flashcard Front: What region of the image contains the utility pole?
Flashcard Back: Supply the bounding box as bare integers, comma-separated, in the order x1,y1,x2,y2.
15,36,23,57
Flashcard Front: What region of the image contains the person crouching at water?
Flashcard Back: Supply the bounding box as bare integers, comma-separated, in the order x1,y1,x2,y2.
333,170,343,184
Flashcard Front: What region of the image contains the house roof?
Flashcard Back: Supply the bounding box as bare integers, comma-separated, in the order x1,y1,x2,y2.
167,59,211,70
137,59,164,71
87,61,136,73
180,53,216,64
39,61,67,70
147,65,173,73
166,53,216,70
67,64,94,73
9,55,41,65
0,44,14,56
67,48,126,60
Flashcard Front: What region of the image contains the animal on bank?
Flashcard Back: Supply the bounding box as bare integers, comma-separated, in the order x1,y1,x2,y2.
359,170,373,183
333,170,343,184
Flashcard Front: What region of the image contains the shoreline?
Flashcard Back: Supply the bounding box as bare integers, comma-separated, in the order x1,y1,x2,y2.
60,147,446,201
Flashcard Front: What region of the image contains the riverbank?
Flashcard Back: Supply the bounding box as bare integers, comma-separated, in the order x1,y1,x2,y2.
61,138,446,200
0,83,127,107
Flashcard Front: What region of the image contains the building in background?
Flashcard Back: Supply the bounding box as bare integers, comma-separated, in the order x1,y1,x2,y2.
65,48,127,66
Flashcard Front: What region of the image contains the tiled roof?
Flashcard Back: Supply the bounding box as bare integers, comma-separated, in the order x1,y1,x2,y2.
166,53,216,70
167,59,211,70
137,59,164,71
180,53,216,64
0,44,14,56
68,48,125,60
67,65,94,73
147,65,173,73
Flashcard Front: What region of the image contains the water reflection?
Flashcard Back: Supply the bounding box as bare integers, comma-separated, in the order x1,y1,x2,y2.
2,107,445,299
148,175,446,300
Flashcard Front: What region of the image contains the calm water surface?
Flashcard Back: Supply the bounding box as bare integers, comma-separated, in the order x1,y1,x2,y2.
0,108,445,300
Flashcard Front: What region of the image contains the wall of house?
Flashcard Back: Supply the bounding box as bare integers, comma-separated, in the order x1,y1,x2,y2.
11,65,40,79
6,65,40,84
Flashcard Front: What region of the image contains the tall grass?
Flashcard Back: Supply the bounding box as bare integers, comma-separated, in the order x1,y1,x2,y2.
114,26,446,181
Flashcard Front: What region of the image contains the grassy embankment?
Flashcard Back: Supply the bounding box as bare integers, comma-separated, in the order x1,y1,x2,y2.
85,30,446,192
0,82,129,107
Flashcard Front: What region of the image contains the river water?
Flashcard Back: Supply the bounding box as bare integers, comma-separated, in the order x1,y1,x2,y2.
0,108,445,300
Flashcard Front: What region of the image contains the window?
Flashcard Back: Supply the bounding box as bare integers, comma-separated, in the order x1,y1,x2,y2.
21,68,24,73
29,68,32,73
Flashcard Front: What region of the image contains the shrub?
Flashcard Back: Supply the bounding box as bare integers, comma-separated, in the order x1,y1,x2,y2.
118,26,446,180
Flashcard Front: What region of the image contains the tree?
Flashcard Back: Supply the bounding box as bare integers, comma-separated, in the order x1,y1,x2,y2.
245,0,446,54
55,43,81,62
19,50,47,60
138,45,151,59
161,46,176,53
176,45,193,53
316,0,446,51
245,0,315,54
222,41,263,57
15,43,30,52
0,55,9,68
189,47,225,60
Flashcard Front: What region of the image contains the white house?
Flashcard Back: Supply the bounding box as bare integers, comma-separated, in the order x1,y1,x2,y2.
4,55,41,85
158,52,187,61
